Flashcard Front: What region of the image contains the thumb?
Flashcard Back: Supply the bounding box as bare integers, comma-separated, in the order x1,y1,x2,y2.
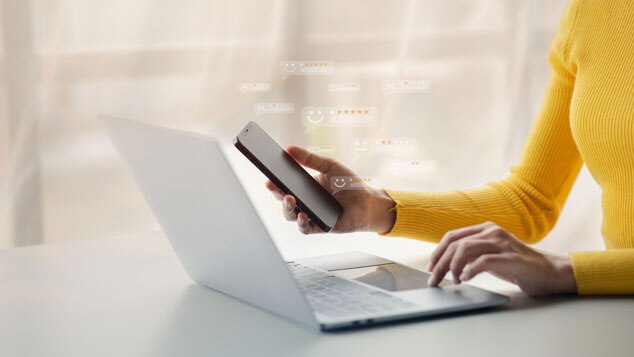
286,145,334,173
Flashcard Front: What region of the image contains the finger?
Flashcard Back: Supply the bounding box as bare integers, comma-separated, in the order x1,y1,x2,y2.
283,195,298,221
265,180,285,200
432,229,503,284
428,239,463,286
286,145,335,173
297,212,322,235
428,222,491,271
449,241,501,284
459,254,512,282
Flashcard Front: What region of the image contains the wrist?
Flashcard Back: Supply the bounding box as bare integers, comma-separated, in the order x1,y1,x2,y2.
550,254,578,295
367,189,396,234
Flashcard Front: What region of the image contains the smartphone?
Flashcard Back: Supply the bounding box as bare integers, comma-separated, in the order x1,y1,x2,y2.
233,121,342,232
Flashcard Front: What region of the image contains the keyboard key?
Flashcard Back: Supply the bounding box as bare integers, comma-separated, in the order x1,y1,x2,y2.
288,262,418,317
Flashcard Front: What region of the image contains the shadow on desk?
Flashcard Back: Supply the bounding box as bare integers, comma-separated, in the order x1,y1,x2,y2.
149,284,633,356
151,283,627,353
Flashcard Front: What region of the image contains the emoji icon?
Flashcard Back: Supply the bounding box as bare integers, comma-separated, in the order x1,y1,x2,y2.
282,63,296,73
333,178,346,188
306,110,324,124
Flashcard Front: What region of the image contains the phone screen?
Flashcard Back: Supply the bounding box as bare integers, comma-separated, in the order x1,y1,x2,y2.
234,121,342,231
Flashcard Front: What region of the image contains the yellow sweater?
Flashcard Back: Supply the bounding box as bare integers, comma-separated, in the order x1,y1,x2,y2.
383,0,634,295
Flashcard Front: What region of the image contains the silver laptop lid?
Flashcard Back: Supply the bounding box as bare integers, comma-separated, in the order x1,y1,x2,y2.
101,116,318,330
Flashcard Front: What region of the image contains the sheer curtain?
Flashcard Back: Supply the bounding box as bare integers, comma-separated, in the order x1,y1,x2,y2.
0,0,602,253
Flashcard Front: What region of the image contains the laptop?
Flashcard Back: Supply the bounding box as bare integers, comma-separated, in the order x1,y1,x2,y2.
101,116,509,331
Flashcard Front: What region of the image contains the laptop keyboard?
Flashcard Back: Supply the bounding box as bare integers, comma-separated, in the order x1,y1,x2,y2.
288,262,418,318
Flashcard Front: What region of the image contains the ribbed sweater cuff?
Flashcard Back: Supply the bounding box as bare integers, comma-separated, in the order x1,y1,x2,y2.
378,189,443,242
570,250,634,295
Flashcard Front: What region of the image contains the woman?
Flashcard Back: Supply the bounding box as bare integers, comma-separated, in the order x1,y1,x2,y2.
266,0,634,296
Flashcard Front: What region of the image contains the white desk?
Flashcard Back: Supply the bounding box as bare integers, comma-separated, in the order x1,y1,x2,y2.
1,231,633,357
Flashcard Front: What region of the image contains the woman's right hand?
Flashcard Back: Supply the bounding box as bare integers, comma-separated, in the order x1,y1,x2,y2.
265,146,396,235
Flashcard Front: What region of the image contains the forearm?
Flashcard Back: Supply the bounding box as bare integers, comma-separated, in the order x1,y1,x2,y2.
379,168,579,244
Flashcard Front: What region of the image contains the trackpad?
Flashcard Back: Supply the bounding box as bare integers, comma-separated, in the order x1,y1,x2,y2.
331,263,452,292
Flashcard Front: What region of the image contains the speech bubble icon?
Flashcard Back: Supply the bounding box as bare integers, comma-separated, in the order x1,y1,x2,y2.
329,82,360,94
254,102,294,117
280,60,334,80
329,176,379,194
300,107,327,133
382,80,431,97
301,106,378,134
239,82,272,95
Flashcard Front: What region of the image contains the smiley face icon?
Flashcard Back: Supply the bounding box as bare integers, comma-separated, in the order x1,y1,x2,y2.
332,177,347,189
282,62,297,73
306,109,324,124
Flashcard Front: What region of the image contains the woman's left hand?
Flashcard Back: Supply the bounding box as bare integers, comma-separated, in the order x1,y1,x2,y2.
426,221,577,296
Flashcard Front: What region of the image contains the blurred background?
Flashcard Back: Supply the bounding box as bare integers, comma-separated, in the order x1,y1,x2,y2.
0,0,603,254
